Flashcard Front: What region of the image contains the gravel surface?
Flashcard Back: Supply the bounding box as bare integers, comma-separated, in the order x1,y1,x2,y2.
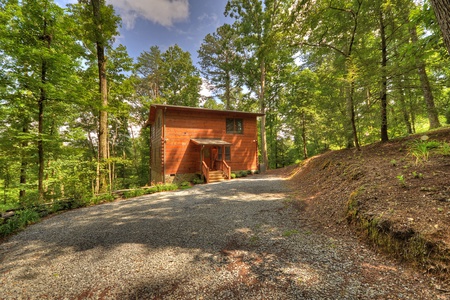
0,175,444,299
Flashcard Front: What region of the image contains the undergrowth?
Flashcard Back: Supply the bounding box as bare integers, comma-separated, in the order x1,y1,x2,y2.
0,183,180,238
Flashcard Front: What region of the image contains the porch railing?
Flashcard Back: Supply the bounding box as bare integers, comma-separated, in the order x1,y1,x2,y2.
202,161,209,183
218,160,231,180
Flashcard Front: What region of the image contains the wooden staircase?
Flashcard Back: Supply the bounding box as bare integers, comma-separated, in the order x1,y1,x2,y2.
208,170,226,183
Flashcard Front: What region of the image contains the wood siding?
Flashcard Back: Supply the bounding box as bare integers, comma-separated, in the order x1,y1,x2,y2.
150,109,164,183
150,108,259,178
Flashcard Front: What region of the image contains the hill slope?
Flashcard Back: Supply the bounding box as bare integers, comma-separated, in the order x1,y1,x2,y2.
283,127,450,286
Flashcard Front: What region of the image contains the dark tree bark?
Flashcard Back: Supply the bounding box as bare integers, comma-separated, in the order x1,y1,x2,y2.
38,18,51,202
429,0,450,55
91,0,109,193
379,7,389,142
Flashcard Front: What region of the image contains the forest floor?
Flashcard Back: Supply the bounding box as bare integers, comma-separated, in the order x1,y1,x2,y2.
270,127,450,290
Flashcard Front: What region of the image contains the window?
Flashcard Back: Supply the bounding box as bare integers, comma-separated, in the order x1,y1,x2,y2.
226,118,243,134
218,146,231,161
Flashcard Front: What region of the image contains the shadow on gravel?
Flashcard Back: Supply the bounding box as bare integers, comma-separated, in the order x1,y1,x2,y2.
1,176,315,297
0,176,292,271
0,176,439,299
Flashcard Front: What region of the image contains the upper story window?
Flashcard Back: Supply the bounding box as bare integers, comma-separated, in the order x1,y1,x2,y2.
226,118,243,134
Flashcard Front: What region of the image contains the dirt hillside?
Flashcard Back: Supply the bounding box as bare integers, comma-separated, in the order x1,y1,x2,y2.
278,127,450,287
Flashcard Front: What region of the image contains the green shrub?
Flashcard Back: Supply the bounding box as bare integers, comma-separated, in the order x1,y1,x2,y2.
231,173,237,179
192,178,204,184
240,171,248,177
144,187,158,194
179,181,191,189
0,209,40,237
407,139,440,164
440,142,450,156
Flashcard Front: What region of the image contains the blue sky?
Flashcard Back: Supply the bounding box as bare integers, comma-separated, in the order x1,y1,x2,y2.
56,0,232,65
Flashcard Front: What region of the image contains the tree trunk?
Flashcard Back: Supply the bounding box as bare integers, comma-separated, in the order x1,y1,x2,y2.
429,0,450,55
225,56,231,110
379,8,389,142
301,110,308,159
259,58,269,171
409,23,441,129
38,18,51,202
91,0,109,193
398,76,413,135
19,122,28,201
349,79,360,150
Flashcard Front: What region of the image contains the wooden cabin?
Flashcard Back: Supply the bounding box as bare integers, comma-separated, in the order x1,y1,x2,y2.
145,104,264,184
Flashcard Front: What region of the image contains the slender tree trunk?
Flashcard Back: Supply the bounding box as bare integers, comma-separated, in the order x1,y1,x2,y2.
429,0,450,55
259,58,268,171
301,110,308,159
399,90,413,135
409,23,441,129
225,56,231,110
19,123,28,201
349,79,360,150
38,90,44,202
38,18,51,202
91,0,109,193
379,8,389,142
397,75,413,134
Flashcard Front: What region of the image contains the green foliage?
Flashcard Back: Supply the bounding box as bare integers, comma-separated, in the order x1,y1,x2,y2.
411,171,423,179
440,142,450,156
396,175,406,187
407,139,440,164
179,181,191,189
231,173,237,179
282,229,299,237
122,183,178,199
0,209,40,237
136,44,201,107
192,178,204,184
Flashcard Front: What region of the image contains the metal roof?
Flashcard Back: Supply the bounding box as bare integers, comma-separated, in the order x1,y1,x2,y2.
190,138,232,146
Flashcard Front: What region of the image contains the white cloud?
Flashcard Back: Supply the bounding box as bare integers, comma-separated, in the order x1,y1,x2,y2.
197,13,218,23
109,0,190,29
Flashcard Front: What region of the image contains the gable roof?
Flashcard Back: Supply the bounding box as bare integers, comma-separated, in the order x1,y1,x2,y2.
145,104,265,127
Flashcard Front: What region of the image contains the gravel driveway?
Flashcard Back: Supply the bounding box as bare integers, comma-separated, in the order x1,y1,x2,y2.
0,175,442,299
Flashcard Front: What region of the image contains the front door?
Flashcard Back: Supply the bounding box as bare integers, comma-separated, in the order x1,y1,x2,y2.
203,146,218,170
210,147,218,170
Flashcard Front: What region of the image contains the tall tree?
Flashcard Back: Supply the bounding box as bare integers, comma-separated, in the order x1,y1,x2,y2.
1,0,81,202
135,46,164,102
225,0,291,169
407,3,441,129
74,0,120,193
296,0,364,149
161,45,201,107
198,24,239,110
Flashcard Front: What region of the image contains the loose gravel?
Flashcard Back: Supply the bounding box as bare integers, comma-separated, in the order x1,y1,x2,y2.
0,175,444,299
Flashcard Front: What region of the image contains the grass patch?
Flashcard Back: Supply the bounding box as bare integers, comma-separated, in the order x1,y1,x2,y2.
282,229,299,237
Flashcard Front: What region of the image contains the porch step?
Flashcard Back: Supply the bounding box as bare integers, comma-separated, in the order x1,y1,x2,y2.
209,170,226,183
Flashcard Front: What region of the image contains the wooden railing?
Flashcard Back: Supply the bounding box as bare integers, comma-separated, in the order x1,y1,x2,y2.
202,161,209,183
218,160,231,180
